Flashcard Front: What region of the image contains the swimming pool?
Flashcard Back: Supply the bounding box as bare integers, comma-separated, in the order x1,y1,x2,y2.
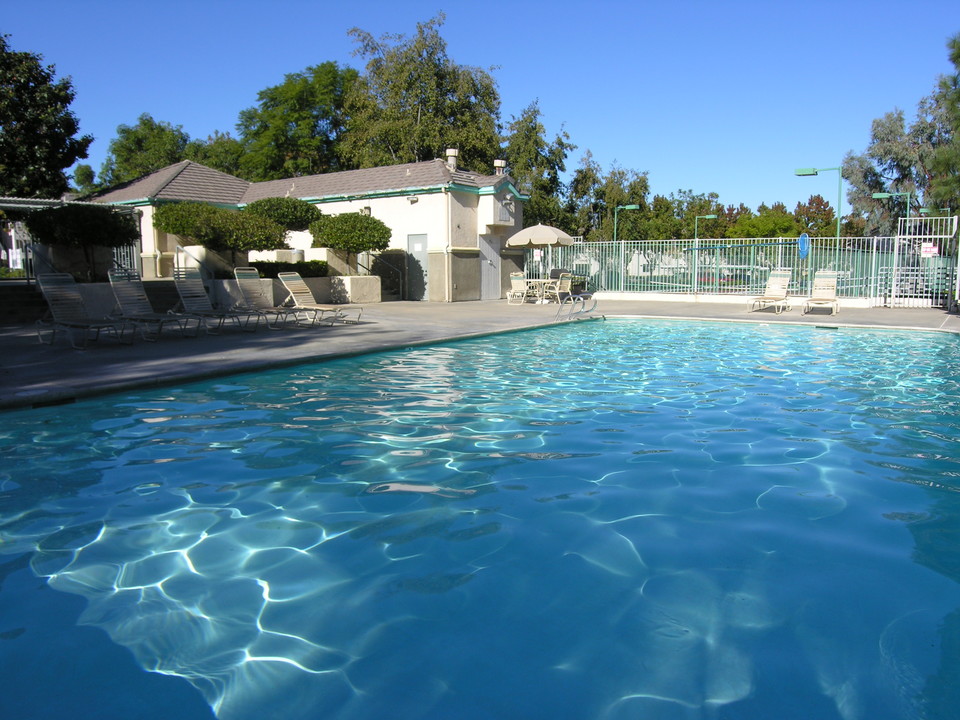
2,319,960,720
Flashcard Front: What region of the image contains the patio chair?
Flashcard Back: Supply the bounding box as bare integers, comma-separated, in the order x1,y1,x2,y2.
542,273,573,303
108,268,194,340
803,270,839,315
173,267,261,333
749,269,792,314
507,272,537,305
233,267,311,329
35,273,133,349
277,271,363,324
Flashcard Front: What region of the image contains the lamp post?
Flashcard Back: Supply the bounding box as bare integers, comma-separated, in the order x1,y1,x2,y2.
872,191,912,222
614,204,640,292
613,204,640,243
795,166,843,242
694,214,717,240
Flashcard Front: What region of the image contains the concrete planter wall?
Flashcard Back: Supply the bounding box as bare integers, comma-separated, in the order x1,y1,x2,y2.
208,275,380,308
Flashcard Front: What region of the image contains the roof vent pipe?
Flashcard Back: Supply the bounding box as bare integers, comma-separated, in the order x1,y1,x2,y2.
493,159,507,175
445,148,459,171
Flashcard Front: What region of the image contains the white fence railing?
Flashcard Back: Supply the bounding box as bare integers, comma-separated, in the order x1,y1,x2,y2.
526,223,959,309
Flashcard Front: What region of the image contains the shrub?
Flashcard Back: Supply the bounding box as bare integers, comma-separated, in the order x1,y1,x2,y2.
25,204,140,279
244,197,322,231
25,204,139,249
154,202,286,252
246,260,328,278
310,213,391,254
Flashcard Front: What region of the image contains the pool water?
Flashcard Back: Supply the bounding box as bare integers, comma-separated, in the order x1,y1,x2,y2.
2,320,960,720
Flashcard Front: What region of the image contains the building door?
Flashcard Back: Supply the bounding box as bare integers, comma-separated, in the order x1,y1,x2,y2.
406,234,428,301
479,234,501,300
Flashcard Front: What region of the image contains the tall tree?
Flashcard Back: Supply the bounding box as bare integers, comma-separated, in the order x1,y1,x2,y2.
794,194,837,236
843,86,952,235
237,62,356,181
339,14,501,172
0,34,92,197
503,100,575,227
99,113,190,186
727,202,801,238
186,131,245,177
565,152,649,241
929,33,960,212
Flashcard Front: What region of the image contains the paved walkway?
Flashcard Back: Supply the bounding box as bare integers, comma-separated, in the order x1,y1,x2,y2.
3,298,959,411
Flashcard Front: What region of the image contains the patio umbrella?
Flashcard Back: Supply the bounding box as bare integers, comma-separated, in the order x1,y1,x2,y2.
505,223,574,248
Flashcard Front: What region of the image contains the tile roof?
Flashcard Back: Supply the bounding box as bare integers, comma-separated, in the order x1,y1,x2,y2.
239,159,510,204
94,159,515,207
93,161,251,205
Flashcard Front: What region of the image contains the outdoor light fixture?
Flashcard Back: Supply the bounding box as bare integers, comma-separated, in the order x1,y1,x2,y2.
694,214,718,240
872,191,911,220
613,204,640,243
795,166,843,242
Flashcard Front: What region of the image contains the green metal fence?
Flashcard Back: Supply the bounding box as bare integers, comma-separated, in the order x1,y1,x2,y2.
526,218,959,308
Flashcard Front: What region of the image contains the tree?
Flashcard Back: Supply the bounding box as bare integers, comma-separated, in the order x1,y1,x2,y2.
727,202,801,238
186,131,245,177
565,152,650,241
25,205,138,279
929,33,960,212
671,189,724,239
503,101,576,227
100,113,190,187
566,151,604,237
339,14,501,172
843,83,953,235
0,34,92,197
72,164,97,195
794,194,837,237
237,62,357,181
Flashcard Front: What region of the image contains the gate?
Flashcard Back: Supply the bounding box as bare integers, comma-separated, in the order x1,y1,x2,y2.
882,215,958,308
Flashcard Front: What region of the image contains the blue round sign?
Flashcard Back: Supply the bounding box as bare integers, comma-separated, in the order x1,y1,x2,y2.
798,233,810,259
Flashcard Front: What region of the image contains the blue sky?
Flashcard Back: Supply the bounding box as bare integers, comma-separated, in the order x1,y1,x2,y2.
4,0,958,214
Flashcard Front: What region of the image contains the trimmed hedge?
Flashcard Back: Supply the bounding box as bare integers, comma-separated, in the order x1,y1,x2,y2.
244,197,322,231
310,213,391,253
154,202,286,252
236,260,329,279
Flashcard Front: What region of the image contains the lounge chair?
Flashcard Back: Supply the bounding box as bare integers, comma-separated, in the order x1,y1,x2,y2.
108,268,194,340
277,271,363,324
507,272,537,305
233,267,311,329
542,273,573,303
750,269,792,314
173,267,260,333
36,273,133,349
803,270,839,315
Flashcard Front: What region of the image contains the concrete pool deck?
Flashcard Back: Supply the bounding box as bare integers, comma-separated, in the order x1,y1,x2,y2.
3,298,960,411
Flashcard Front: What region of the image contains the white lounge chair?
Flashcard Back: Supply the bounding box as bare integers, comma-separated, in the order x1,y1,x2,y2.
542,273,573,303
750,269,792,314
108,268,194,340
173,267,261,333
277,271,362,324
507,272,536,304
36,273,133,349
233,267,311,329
803,270,839,315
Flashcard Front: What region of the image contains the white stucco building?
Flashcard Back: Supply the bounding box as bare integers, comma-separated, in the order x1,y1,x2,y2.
94,150,527,302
